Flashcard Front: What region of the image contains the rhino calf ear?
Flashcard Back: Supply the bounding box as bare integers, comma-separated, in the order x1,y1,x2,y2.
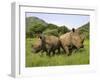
39,36,42,39
39,34,45,40
72,28,75,32
39,34,43,39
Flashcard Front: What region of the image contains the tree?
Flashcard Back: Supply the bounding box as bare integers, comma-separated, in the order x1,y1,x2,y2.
47,23,58,29
43,29,59,36
58,26,70,35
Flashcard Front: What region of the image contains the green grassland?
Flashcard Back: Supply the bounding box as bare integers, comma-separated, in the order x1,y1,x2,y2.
26,38,89,67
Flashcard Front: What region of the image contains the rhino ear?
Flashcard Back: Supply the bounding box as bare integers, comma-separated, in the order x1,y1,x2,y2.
39,35,42,39
72,28,75,32
39,34,45,40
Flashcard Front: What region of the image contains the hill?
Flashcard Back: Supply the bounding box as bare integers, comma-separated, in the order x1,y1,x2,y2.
26,17,48,37
78,22,90,39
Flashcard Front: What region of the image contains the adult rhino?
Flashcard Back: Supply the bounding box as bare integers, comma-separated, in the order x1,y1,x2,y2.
59,28,85,56
39,34,60,56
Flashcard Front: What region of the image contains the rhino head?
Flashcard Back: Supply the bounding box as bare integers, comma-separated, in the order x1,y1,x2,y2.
71,28,85,49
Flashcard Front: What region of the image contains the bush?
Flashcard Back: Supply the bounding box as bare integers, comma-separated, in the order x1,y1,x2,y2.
47,23,58,29
43,29,59,36
26,24,46,38
58,26,70,36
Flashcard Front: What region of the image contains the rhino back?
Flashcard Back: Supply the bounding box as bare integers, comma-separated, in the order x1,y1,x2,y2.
60,32,72,46
45,35,59,46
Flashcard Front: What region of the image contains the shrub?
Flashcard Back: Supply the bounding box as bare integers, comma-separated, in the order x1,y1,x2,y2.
43,29,59,36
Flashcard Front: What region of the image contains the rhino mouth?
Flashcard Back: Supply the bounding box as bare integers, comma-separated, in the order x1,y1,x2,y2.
71,45,84,50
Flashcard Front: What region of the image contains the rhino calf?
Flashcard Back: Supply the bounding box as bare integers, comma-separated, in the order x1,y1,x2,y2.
60,28,84,56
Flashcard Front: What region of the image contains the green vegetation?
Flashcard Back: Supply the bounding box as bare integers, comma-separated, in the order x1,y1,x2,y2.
26,38,89,67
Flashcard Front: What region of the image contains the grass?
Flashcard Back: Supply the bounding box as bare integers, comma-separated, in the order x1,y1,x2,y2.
25,38,89,67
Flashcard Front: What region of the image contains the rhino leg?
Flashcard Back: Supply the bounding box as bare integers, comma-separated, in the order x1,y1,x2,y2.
52,50,55,56
69,46,77,54
62,45,69,55
47,47,56,56
57,46,60,54
47,49,51,56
